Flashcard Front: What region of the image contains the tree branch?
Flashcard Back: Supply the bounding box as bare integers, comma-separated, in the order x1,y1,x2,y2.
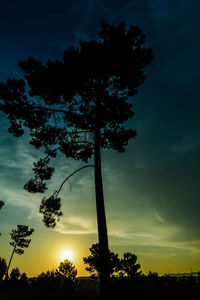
56,164,94,196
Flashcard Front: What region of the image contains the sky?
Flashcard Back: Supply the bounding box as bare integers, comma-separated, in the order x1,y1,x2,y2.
0,0,200,277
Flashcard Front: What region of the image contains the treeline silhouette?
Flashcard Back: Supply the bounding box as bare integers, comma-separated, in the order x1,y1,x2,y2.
1,247,200,300
1,267,200,300
0,259,77,300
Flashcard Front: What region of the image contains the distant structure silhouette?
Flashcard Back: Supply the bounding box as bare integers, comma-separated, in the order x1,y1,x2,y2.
0,21,153,292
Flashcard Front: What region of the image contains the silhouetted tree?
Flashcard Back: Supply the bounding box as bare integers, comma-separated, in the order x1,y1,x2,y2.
9,267,21,280
83,244,142,279
118,252,142,278
0,21,153,291
83,243,120,278
0,257,7,280
5,225,34,279
56,259,77,281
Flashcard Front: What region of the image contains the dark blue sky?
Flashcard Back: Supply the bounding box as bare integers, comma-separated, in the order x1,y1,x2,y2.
0,0,200,276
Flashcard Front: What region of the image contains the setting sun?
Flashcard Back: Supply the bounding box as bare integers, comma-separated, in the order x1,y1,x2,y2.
59,249,74,262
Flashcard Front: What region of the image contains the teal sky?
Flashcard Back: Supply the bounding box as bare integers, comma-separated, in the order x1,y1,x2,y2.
0,0,200,276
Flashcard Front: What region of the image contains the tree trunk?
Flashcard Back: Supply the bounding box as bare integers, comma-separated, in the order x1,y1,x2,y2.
5,244,16,280
94,125,110,293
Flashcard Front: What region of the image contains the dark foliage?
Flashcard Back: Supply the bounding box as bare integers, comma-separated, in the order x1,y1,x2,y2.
9,225,34,255
9,268,21,280
1,261,77,299
118,252,142,278
56,259,77,281
30,262,77,299
110,275,200,300
83,243,120,278
0,258,7,280
39,192,62,228
1,271,200,300
0,21,153,291
83,243,142,279
19,272,28,283
0,20,153,222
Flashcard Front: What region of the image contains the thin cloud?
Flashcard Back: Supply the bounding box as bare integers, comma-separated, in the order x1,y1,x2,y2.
53,217,96,235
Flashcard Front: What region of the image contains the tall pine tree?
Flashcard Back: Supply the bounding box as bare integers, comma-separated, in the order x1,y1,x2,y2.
0,21,153,291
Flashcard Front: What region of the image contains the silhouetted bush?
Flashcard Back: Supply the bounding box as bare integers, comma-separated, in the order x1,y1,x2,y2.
110,274,200,299
34,271,76,299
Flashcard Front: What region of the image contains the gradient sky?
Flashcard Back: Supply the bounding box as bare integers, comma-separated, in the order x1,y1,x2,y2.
0,0,200,277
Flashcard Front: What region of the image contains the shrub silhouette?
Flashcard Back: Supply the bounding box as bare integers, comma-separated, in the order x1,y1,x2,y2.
118,252,142,278
9,267,21,281
36,262,77,298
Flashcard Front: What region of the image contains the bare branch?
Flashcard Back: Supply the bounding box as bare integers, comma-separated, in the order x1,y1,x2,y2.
56,164,94,196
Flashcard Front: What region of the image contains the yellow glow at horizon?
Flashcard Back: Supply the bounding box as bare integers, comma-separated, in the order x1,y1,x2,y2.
59,249,74,262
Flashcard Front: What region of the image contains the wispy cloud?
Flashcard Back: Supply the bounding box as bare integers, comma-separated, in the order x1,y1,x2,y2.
172,135,200,154
53,216,96,235
0,185,41,220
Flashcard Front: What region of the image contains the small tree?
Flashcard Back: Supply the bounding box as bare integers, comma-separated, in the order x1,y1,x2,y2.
118,252,141,278
5,225,34,279
56,259,77,281
0,257,7,280
83,243,120,278
20,272,28,283
10,267,21,280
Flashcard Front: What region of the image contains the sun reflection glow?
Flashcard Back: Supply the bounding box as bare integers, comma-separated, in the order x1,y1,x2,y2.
59,249,74,261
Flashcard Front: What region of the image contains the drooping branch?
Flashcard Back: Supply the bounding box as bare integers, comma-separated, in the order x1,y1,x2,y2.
39,164,94,228
56,164,94,196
